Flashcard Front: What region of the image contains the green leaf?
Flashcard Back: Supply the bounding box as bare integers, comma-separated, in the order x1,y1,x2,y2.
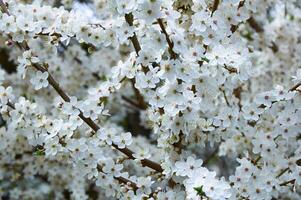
194,185,207,197
33,149,45,156
201,57,210,63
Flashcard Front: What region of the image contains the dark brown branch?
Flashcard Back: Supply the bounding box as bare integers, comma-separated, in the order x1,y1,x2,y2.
211,0,219,16
276,167,289,178
97,165,138,190
124,13,149,109
224,64,238,74
247,17,279,52
7,101,15,109
125,13,142,55
279,179,295,186
122,95,144,110
247,17,264,33
115,176,138,190
130,79,148,109
289,81,301,92
0,0,9,14
157,18,178,59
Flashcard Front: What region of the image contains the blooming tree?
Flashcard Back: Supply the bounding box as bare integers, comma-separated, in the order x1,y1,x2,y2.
0,0,301,199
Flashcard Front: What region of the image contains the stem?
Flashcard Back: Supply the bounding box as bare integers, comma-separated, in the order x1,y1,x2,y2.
276,167,289,178
124,13,148,73
279,179,295,186
157,18,178,59
7,101,15,109
289,81,301,92
211,0,219,16
221,89,230,106
115,176,138,190
247,17,264,33
122,95,144,110
224,64,238,74
0,0,9,15
247,17,279,53
253,156,262,165
130,79,148,109
124,13,142,55
124,13,148,109
97,165,138,190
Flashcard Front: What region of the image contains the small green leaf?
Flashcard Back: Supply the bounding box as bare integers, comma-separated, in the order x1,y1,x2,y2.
194,185,207,197
201,57,210,63
33,149,45,156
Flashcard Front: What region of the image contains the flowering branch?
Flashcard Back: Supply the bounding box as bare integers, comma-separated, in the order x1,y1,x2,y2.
35,62,162,172
6,99,141,192
0,0,162,173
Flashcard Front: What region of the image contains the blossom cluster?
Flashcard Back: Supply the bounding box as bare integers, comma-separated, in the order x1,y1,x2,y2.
0,0,301,199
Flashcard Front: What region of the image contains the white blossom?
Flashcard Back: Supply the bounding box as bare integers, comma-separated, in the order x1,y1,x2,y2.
30,71,49,90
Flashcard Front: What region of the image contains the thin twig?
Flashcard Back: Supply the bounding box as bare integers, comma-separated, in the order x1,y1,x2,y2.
276,167,289,178
97,165,138,190
289,81,301,92
203,147,219,165
211,0,219,16
247,17,264,33
157,18,178,59
279,179,295,186
7,101,15,109
124,13,142,55
121,95,144,110
253,156,261,165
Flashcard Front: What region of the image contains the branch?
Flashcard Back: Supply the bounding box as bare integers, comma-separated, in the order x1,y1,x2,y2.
124,13,142,55
279,179,295,186
7,101,15,109
211,0,219,16
124,13,149,109
97,165,138,190
0,0,9,14
247,17,264,33
121,95,144,110
157,18,178,59
276,167,289,178
289,81,301,92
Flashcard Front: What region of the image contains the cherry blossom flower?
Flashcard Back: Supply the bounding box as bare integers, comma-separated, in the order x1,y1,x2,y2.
113,132,132,149
0,86,14,105
97,127,116,145
30,71,49,90
175,156,203,177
